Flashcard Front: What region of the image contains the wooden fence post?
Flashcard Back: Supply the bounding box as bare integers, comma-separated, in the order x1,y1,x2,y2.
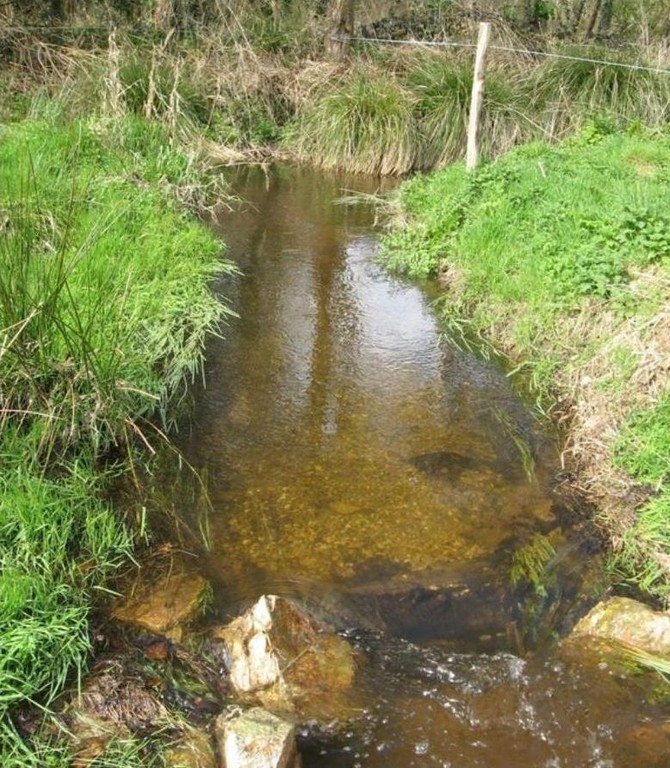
466,21,491,172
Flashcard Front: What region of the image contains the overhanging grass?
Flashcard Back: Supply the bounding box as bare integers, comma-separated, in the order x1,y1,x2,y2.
0,116,234,759
0,117,235,460
383,126,670,597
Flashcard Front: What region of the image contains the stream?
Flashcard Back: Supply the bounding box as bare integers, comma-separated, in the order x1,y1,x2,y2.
166,165,669,767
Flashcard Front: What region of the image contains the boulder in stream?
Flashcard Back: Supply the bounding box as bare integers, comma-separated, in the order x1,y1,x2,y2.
571,596,670,656
215,707,301,768
208,595,356,720
113,566,210,643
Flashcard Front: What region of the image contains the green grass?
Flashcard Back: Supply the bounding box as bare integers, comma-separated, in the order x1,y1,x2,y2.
405,53,532,168
612,398,670,595
0,463,132,713
0,117,234,461
0,116,234,760
532,47,670,137
0,721,163,768
383,126,670,331
288,66,420,175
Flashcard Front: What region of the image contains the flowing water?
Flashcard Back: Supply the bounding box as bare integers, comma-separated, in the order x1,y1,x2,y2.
168,165,670,767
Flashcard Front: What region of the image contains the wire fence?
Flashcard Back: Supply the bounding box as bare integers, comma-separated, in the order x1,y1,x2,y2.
346,35,670,77
3,21,670,77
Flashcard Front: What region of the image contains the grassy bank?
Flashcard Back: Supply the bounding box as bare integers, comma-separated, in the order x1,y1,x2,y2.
0,116,233,764
1,6,669,176
382,125,670,600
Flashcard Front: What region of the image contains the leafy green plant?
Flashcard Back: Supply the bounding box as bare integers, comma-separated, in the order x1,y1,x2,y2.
510,534,557,594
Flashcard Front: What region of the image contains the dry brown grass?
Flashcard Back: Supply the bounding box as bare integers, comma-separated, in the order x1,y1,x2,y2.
545,275,670,565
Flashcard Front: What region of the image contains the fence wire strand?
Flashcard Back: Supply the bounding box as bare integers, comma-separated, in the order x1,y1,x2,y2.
346,35,670,76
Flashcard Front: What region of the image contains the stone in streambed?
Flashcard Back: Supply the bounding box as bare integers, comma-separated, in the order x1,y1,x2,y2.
571,596,670,656
215,707,301,768
612,720,670,768
113,567,209,643
208,595,356,720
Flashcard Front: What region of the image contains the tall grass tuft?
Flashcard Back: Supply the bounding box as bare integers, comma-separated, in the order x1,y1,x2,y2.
288,66,419,175
406,53,532,167
0,118,234,462
533,47,670,137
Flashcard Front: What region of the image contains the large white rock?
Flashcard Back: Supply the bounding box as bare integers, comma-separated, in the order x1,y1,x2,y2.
215,708,301,768
210,595,356,719
222,596,281,693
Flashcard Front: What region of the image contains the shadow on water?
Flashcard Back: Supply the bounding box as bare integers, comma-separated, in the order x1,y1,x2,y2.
146,164,670,767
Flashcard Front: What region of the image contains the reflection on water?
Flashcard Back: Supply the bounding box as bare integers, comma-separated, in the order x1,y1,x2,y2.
169,165,668,767
178,166,559,594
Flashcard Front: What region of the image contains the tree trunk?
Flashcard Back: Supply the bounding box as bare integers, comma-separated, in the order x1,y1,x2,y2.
596,0,614,37
572,0,587,29
325,0,354,62
582,0,601,40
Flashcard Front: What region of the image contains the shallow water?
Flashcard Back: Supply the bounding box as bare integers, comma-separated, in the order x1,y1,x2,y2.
170,165,669,767
179,166,559,595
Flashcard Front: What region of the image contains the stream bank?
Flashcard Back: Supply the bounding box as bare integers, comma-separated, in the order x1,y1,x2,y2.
383,127,670,602
0,116,234,765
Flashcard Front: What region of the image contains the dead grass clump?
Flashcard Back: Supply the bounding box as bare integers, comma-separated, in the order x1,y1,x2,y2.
550,273,670,584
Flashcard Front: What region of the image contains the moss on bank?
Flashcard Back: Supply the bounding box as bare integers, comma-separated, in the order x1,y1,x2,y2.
382,125,670,599
0,117,234,763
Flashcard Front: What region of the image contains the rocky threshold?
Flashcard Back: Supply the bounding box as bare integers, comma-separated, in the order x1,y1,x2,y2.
51,565,670,768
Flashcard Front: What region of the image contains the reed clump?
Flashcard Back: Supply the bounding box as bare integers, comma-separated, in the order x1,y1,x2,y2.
287,65,420,175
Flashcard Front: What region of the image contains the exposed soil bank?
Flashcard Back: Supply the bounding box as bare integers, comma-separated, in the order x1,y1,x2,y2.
383,127,670,600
